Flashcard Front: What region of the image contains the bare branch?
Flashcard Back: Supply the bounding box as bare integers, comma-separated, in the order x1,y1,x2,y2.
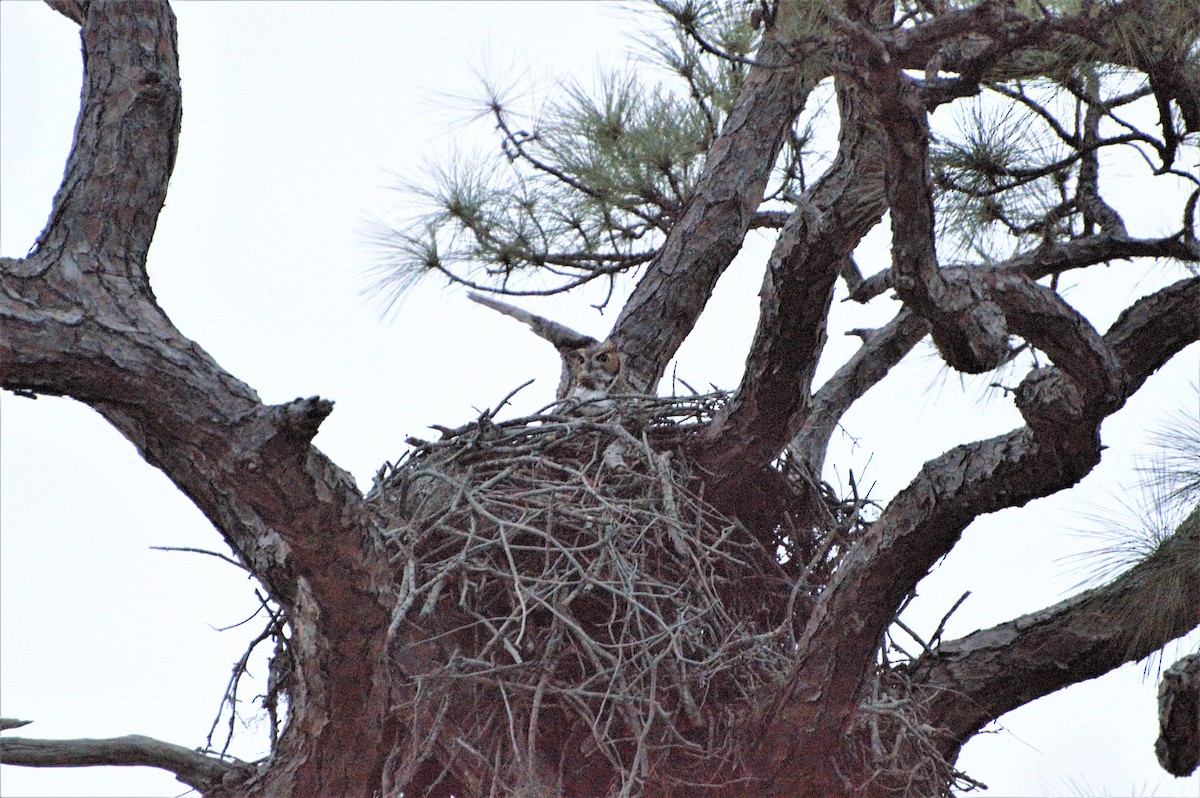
849,233,1200,305
790,308,930,471
0,729,256,792
467,292,596,351
1077,70,1127,237
0,3,398,789
751,277,1199,789
149,545,248,571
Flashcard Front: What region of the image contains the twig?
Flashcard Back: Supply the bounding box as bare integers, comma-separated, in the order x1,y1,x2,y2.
149,545,246,571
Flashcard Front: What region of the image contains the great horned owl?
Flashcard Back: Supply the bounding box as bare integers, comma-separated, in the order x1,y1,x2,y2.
563,341,632,411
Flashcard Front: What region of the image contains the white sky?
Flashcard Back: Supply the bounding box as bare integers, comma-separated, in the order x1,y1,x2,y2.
1,3,1197,797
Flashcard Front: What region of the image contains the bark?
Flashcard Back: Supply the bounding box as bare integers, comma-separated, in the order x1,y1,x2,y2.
609,34,818,392
744,277,1198,796
1156,653,1200,777
699,78,887,486
912,508,1199,757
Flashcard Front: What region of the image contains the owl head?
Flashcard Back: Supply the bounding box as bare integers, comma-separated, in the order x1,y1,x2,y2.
563,341,630,411
567,341,623,392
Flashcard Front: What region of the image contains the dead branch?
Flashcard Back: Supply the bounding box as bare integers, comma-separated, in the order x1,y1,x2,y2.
468,292,597,352
0,728,256,792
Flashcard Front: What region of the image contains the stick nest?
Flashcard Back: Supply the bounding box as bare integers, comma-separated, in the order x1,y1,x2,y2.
367,394,841,796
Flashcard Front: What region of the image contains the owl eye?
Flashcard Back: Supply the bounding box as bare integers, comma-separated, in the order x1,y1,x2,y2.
597,353,611,363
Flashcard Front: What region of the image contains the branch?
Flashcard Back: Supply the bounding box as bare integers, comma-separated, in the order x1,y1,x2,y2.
467,292,595,351
1104,276,1200,380
849,232,1200,305
751,277,1200,788
0,3,396,788
0,728,256,792
699,78,887,484
790,308,930,472
869,52,1021,376
909,507,1200,756
610,35,820,392
890,1,1180,91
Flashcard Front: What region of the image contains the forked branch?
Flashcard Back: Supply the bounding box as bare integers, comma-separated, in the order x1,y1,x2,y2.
752,277,1199,792
699,78,888,485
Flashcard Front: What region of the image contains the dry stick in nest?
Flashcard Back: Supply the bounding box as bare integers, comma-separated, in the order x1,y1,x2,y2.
371,399,815,794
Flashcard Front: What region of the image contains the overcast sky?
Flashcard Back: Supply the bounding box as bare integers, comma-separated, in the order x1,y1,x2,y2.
2,3,1198,797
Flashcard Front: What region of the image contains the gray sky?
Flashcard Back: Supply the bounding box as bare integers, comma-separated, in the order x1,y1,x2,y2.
2,3,1197,796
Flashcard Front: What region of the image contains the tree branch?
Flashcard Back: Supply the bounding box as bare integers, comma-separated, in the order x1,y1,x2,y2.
0,728,256,792
790,308,930,472
610,35,820,392
909,507,1200,758
0,2,396,790
467,292,595,351
848,232,1200,305
751,276,1199,789
699,79,887,484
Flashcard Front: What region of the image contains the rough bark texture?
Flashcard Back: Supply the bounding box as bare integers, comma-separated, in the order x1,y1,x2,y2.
610,33,818,393
3,1,1198,796
699,78,887,486
1156,652,1200,777
0,2,394,795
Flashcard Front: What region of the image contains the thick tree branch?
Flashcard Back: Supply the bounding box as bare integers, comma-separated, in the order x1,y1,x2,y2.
0,728,256,792
870,56,1016,375
609,35,819,392
0,3,397,792
751,277,1199,791
31,0,178,298
698,79,888,486
871,47,1129,421
890,1,1181,91
909,507,1200,757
